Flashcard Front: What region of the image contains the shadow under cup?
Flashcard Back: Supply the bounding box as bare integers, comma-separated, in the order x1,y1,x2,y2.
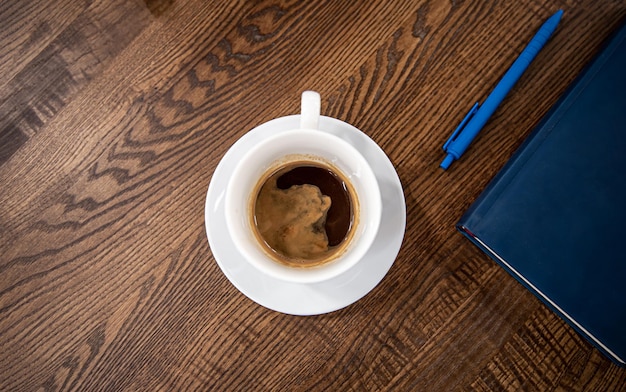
225,129,381,284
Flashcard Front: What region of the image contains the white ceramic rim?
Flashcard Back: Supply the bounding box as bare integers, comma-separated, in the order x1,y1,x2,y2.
224,129,381,284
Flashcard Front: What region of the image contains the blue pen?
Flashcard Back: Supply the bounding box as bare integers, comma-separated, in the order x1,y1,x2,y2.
441,10,563,170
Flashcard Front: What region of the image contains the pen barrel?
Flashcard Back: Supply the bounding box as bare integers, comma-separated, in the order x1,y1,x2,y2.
446,11,562,158
482,12,561,118
506,12,561,84
441,11,562,169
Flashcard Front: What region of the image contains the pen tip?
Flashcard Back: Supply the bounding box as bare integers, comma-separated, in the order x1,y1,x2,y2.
554,9,564,19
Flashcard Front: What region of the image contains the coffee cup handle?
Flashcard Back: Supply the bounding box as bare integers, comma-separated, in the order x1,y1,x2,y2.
300,91,321,130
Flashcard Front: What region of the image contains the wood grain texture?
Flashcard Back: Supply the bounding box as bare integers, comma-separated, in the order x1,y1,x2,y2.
1,0,625,390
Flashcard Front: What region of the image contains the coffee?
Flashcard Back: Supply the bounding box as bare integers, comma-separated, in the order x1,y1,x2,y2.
251,159,356,267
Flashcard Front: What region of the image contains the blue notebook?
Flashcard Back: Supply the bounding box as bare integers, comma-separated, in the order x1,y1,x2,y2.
457,20,626,366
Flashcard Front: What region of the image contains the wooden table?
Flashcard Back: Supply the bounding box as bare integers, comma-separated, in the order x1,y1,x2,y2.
2,1,625,390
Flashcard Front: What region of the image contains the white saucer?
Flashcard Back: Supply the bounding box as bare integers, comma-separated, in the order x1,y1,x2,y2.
204,115,406,315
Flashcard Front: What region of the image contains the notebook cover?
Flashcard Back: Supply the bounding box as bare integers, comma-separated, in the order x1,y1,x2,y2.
457,20,626,366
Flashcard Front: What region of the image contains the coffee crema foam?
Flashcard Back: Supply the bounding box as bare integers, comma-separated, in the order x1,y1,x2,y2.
251,160,356,268
255,180,331,259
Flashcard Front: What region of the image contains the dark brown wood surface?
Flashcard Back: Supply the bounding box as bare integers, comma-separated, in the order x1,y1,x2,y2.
1,0,625,390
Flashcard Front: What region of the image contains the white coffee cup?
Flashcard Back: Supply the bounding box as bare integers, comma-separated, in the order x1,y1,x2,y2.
224,91,381,284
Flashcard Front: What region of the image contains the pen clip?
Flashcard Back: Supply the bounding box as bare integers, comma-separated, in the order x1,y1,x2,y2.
443,102,480,151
